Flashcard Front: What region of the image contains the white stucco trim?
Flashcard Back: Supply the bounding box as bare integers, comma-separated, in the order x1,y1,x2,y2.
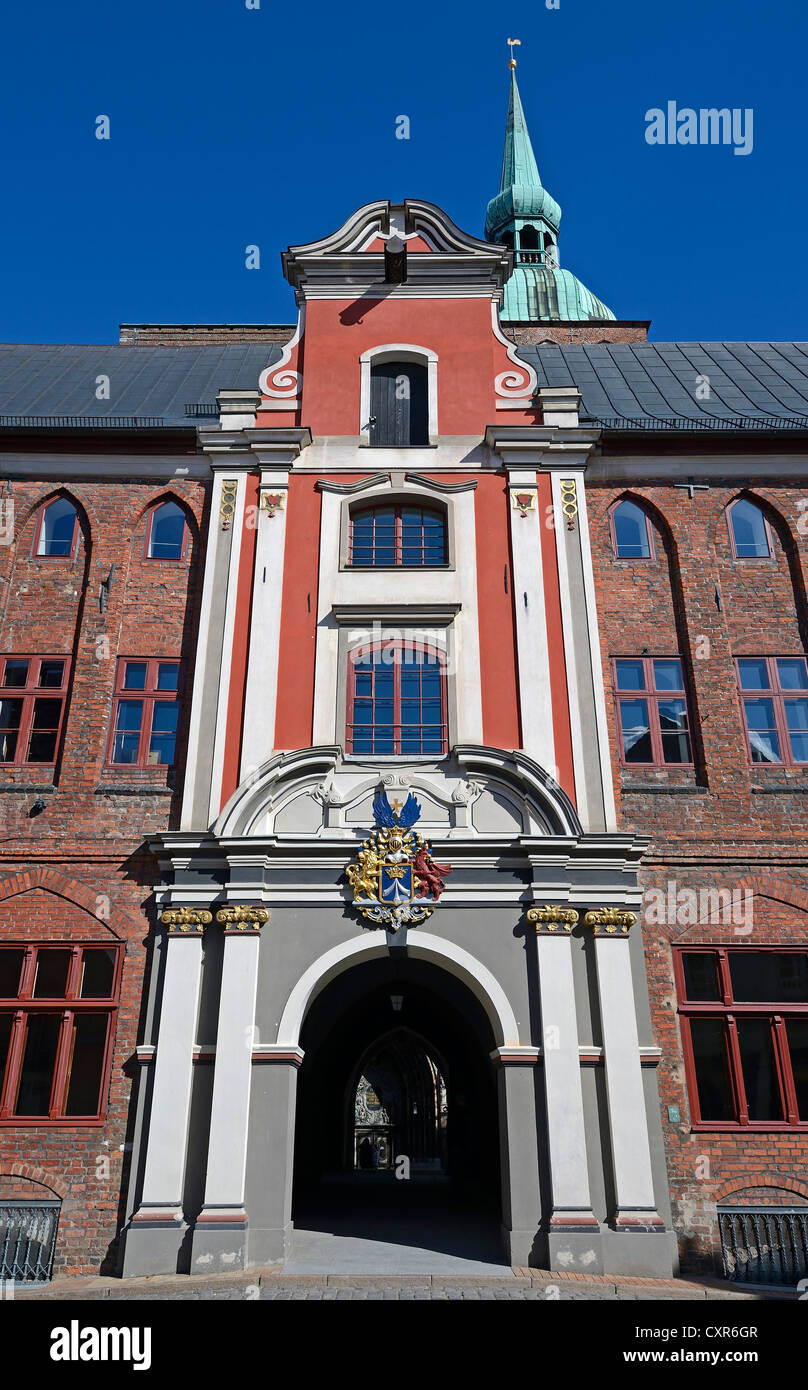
240,471,290,774
507,469,556,772
139,934,203,1207
358,343,439,440
276,931,520,1048
208,476,247,825
551,471,590,826
594,936,659,1214
490,302,538,407
576,483,618,830
180,472,228,830
201,932,261,1210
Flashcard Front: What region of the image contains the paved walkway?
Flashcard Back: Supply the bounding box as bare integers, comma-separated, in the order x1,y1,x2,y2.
285,1203,508,1276
14,1267,791,1300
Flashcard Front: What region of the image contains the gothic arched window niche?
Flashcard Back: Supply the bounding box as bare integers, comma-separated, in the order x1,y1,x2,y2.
359,344,438,447
34,497,80,559
348,502,448,568
145,500,189,561
609,498,657,560
727,497,774,560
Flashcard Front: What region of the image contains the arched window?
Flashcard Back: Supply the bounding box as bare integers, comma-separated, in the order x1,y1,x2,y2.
347,642,448,756
35,498,79,558
519,224,540,250
146,501,188,560
369,360,429,446
611,499,655,559
349,504,447,567
728,498,772,559
499,231,515,250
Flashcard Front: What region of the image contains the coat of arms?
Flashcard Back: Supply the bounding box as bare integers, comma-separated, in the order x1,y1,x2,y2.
345,789,451,932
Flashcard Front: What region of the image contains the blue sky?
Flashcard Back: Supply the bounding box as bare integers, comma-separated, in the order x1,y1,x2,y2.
0,0,805,344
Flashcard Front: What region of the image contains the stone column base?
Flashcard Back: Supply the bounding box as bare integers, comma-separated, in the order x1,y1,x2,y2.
601,1222,676,1278
547,1221,604,1275
120,1207,188,1278
243,1221,293,1266
191,1207,249,1274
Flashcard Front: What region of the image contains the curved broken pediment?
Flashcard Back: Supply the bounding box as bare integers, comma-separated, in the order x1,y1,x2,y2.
213,744,582,841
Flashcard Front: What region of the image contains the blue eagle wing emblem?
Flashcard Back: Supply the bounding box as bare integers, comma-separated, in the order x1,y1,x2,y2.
398,793,421,828
372,791,396,828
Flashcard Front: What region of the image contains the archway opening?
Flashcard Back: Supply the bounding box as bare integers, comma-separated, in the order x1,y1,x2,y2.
290,954,506,1270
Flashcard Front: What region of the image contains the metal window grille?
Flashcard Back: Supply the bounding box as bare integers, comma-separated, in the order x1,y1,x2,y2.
719,1207,808,1286
0,1201,61,1284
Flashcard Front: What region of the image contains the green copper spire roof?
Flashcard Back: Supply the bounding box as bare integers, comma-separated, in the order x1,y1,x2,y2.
499,67,542,193
486,68,562,241
486,61,615,324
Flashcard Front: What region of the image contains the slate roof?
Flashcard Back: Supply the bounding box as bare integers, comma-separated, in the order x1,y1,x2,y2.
526,341,808,429
0,344,280,427
1,340,808,434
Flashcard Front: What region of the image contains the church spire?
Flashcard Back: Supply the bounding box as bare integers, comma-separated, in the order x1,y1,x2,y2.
498,61,543,197
486,47,616,324
485,45,562,248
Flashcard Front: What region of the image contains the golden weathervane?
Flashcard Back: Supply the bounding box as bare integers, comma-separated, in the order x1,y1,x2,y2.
507,37,521,70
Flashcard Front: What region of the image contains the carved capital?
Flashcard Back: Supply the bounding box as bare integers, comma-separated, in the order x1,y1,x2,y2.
527,905,580,934
215,905,270,933
584,907,637,937
161,907,213,935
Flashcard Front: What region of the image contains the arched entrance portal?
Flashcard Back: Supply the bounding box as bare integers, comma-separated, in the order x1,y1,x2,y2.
291,955,506,1270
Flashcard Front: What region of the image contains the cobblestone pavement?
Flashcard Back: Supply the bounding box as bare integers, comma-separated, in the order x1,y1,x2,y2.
14,1268,792,1301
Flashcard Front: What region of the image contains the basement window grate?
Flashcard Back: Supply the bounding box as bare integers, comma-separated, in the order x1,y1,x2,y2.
719,1207,808,1286
0,1201,61,1284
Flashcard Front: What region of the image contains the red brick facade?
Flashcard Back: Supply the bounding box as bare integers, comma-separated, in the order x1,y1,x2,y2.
590,478,808,1273
0,468,206,1274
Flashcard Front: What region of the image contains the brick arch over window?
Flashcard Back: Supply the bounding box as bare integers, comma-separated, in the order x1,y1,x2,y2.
708,488,797,554
715,1175,808,1204
131,490,201,543
0,1163,68,1198
0,867,126,939
595,490,699,776
735,873,808,917
605,490,674,561
714,489,808,662
14,486,96,547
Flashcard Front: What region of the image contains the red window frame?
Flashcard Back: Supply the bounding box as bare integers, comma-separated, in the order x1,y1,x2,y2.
675,946,808,1131
31,499,80,561
346,640,449,756
726,498,774,560
0,655,71,765
144,501,190,562
348,504,448,567
612,656,693,767
0,943,122,1126
608,499,657,561
106,658,182,768
735,655,808,768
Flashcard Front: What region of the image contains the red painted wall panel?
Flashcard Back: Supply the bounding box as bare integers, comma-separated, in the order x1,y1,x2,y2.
273,476,322,749
475,474,521,748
